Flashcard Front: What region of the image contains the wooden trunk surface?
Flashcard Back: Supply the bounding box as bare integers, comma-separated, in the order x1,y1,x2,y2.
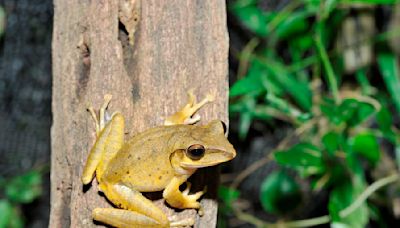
50,0,229,227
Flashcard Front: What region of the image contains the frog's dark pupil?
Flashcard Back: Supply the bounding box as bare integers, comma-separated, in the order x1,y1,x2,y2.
187,144,205,160
190,149,204,157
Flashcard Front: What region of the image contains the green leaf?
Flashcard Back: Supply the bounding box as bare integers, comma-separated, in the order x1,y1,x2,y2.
218,186,240,203
274,143,325,175
339,99,375,127
376,106,393,134
0,6,5,37
6,171,42,204
218,186,240,211
230,96,256,139
265,93,304,120
322,131,343,156
230,76,264,97
230,61,268,97
349,133,380,165
0,199,12,228
329,160,368,228
275,11,311,39
340,0,400,4
321,0,339,19
321,98,375,127
303,0,321,13
7,208,23,228
259,171,301,214
230,3,270,37
265,58,313,111
378,53,400,114
290,34,313,56
320,97,342,125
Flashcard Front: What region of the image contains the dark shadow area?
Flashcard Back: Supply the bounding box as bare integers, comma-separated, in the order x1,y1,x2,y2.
0,0,52,227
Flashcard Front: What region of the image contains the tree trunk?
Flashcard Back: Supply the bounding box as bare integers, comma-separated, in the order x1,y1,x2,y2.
50,0,229,227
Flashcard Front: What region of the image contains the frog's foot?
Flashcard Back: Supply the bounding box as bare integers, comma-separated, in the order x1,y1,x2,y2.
93,208,169,228
87,94,116,136
174,182,206,209
169,216,195,227
93,183,170,227
164,90,215,126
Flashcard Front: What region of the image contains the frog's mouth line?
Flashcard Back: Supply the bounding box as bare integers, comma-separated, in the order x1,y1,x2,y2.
180,149,236,169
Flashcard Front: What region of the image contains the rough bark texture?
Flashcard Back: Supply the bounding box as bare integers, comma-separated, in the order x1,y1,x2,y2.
50,0,229,227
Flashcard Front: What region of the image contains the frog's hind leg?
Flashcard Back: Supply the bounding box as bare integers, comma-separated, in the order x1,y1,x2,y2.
92,208,163,228
82,95,125,184
94,182,172,228
93,208,195,228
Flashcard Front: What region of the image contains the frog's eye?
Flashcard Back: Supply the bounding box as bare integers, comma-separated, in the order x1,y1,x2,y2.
186,144,205,160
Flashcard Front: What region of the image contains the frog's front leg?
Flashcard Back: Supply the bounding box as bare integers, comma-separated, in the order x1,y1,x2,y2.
163,176,206,209
82,94,125,184
164,89,214,125
94,182,195,228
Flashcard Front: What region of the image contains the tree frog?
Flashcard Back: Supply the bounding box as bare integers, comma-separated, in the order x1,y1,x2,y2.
81,91,236,227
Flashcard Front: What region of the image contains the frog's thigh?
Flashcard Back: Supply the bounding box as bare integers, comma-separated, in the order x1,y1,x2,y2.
99,182,169,227
82,113,125,184
93,208,162,228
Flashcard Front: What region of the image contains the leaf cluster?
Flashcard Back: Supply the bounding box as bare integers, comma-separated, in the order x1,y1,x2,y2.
0,171,42,228
222,0,400,227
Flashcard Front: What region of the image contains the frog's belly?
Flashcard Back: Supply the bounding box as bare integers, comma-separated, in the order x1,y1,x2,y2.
119,169,175,192
102,154,175,192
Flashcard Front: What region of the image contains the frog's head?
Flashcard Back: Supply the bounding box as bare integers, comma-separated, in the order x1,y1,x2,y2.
171,120,236,174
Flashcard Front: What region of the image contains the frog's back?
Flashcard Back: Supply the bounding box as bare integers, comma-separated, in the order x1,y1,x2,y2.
101,125,189,192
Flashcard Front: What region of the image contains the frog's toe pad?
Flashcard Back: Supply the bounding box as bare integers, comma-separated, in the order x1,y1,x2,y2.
183,114,201,125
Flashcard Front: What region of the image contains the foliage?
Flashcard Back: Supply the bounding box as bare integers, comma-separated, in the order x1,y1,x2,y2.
223,0,400,227
0,171,42,228
0,6,5,37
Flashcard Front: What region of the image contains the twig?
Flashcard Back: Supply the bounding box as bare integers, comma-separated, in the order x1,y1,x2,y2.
230,155,272,189
233,173,400,227
340,173,399,218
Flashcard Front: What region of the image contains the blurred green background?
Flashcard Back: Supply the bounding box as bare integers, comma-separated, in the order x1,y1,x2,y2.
222,0,400,227
1,0,400,227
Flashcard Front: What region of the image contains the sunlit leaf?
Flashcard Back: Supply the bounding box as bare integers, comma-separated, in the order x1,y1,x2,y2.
339,99,375,127
260,171,301,214
349,133,380,165
5,171,42,204
340,0,400,4
230,2,270,37
230,76,264,97
328,169,368,227
0,6,5,37
0,199,12,228
218,186,240,211
275,11,311,39
275,143,325,176
266,59,312,111
376,106,393,134
321,98,375,127
378,53,400,114
322,131,344,156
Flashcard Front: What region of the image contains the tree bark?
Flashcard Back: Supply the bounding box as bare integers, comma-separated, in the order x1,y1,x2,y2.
50,0,229,227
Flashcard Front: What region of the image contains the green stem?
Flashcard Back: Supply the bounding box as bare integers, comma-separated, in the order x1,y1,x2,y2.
234,173,399,228
284,216,330,228
355,68,372,95
315,34,340,104
237,38,260,79
340,173,399,218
